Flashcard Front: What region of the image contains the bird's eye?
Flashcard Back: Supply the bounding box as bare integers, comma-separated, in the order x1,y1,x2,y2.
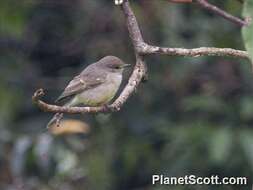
115,66,120,69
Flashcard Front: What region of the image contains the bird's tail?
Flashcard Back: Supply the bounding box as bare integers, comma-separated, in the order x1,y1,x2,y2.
46,113,64,129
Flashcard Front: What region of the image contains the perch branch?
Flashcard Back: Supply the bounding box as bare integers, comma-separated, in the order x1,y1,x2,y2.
33,56,145,114
33,0,250,114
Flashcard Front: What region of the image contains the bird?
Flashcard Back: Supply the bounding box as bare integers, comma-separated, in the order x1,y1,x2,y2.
47,55,130,128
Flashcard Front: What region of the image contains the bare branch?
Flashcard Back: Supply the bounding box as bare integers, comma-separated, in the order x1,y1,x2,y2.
121,1,144,51
195,0,248,27
32,89,109,113
33,0,250,114
140,44,250,59
121,0,249,60
33,0,147,114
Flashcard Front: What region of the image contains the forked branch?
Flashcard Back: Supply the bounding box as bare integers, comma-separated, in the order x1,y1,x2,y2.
32,0,147,114
32,0,250,114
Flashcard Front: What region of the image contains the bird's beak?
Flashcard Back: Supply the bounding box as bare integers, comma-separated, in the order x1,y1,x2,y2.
122,64,131,68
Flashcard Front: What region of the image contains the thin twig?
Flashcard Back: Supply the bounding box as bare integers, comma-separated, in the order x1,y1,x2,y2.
195,0,248,27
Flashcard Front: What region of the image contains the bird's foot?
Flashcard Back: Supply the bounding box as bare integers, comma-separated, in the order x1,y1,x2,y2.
102,104,111,112
47,113,64,129
55,113,63,127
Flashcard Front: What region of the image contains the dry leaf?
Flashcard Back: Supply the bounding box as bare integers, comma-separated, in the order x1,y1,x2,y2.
49,119,90,135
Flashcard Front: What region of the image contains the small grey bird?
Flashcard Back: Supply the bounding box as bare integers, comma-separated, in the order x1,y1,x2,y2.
47,55,130,127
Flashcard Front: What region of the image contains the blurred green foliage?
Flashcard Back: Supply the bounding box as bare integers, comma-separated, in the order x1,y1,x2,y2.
242,0,253,63
0,0,252,190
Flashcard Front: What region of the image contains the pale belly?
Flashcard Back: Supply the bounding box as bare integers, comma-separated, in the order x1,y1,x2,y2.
75,73,122,106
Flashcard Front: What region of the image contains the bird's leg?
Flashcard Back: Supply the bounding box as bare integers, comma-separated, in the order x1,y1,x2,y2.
102,104,111,112
47,113,64,128
55,113,64,127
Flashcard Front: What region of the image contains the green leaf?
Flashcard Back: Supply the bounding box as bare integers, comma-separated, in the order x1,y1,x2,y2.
242,0,253,63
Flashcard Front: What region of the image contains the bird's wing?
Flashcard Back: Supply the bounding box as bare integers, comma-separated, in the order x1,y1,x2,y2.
55,69,106,102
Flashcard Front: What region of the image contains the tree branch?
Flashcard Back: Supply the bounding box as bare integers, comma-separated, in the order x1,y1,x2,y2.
33,0,147,114
195,0,248,27
140,44,250,59
33,0,250,114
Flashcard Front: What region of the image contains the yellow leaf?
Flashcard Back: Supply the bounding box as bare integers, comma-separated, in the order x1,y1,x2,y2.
49,119,90,135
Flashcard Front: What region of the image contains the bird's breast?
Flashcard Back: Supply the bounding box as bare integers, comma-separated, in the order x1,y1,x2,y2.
107,72,122,85
76,73,122,106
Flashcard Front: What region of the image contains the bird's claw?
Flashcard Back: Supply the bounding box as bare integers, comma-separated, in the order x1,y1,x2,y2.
102,104,111,112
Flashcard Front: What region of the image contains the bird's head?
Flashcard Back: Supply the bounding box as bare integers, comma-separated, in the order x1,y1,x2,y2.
99,56,130,73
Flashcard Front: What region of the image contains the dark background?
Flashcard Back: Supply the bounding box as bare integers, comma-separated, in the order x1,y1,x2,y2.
0,0,252,189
